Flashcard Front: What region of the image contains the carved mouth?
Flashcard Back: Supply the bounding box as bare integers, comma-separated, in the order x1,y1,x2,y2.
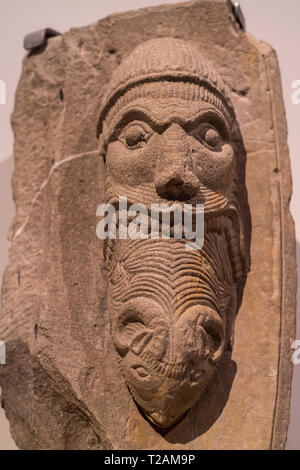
156,180,199,201
147,410,185,429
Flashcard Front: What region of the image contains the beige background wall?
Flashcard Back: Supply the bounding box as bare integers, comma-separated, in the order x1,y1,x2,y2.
0,0,299,450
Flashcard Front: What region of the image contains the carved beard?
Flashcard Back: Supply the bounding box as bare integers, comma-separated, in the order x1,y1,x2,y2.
104,178,241,428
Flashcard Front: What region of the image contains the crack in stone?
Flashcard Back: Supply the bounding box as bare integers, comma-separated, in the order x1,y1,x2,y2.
12,149,99,240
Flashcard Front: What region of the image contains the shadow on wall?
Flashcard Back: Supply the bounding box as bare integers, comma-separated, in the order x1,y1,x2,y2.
0,155,17,450
286,240,300,450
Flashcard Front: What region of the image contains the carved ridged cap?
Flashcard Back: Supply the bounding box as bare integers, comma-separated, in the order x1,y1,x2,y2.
97,37,235,136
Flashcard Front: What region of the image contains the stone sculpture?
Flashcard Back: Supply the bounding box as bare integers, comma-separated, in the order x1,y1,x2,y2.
97,38,249,428
0,0,295,450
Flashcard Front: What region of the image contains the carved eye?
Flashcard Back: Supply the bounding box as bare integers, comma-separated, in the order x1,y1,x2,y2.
192,124,223,150
119,122,152,149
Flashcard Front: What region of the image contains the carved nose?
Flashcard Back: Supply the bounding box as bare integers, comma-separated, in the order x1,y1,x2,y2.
155,124,198,201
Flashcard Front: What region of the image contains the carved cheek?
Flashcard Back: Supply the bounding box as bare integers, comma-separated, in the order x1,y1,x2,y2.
106,140,157,187
191,142,234,191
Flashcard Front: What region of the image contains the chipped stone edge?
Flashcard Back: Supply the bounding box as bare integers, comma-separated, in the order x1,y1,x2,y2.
261,47,296,450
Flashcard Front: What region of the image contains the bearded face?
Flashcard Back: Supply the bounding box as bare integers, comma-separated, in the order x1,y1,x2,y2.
97,39,248,428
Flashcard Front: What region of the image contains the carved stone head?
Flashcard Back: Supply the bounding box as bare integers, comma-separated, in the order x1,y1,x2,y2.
97,38,248,428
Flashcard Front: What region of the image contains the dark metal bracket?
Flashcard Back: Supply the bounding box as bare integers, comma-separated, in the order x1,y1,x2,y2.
231,1,246,31
23,28,61,51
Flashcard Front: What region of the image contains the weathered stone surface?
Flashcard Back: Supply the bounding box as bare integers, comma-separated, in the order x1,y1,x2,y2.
0,0,296,450
98,36,251,430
